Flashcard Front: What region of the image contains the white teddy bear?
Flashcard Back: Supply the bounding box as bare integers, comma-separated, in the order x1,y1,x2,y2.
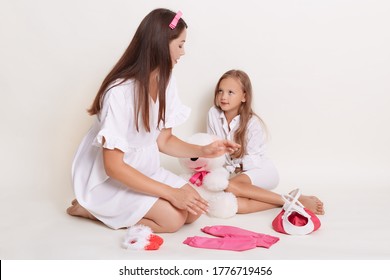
178,133,238,219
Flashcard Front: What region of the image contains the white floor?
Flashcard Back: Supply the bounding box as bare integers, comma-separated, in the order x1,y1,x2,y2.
1,183,389,260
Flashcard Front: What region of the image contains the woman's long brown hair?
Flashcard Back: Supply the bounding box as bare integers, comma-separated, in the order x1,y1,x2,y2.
88,9,187,132
214,70,267,158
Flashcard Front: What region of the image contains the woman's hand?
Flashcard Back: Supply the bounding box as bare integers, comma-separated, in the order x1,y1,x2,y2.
169,184,209,215
201,139,240,158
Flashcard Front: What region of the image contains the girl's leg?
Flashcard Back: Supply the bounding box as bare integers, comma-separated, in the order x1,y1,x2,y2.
236,197,279,214
227,174,324,215
228,175,284,205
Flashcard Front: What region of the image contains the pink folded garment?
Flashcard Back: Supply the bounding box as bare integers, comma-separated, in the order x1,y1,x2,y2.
201,225,279,248
183,235,258,251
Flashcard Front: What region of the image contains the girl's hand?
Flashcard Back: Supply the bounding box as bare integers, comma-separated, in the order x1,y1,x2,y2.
201,140,240,158
169,185,209,215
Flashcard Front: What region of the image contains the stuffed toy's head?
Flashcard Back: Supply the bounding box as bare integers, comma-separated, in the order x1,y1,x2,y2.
179,133,225,173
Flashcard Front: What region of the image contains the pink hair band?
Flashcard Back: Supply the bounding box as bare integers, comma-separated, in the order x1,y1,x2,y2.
169,11,183,29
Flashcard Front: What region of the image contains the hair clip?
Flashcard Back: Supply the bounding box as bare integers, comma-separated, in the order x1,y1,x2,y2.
169,11,183,29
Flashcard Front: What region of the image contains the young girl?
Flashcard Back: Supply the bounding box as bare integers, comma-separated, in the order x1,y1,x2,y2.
207,69,324,215
67,9,239,233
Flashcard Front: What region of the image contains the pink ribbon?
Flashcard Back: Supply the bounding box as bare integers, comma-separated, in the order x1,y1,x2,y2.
189,171,209,186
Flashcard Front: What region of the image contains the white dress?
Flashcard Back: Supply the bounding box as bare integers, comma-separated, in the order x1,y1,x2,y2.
71,76,190,229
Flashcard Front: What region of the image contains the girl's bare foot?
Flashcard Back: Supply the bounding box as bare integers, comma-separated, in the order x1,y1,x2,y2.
299,195,325,215
66,199,98,221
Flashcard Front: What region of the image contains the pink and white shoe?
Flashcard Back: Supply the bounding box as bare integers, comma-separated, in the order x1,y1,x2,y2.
272,189,321,235
122,225,164,250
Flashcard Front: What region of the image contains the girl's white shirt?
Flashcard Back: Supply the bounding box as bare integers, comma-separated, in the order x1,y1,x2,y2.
207,106,267,173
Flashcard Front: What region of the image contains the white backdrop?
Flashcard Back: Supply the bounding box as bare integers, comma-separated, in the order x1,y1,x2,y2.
1,0,389,207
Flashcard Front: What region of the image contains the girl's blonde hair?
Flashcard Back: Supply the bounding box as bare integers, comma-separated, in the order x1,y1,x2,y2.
214,69,267,158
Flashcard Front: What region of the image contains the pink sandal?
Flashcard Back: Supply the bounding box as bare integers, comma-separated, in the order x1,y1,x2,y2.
272,189,321,235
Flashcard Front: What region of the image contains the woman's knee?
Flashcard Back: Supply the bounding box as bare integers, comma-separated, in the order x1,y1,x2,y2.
161,210,188,233
185,212,202,225
163,209,203,232
145,199,188,233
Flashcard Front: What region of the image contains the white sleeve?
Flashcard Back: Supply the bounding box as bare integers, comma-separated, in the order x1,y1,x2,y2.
93,87,131,152
207,107,216,135
207,106,220,135
241,117,267,170
163,76,191,129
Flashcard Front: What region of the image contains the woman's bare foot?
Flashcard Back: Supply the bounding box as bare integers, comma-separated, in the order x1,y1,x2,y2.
66,199,98,221
299,195,325,215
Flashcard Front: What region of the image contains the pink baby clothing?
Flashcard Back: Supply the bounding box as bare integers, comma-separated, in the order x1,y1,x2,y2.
183,236,257,251
201,225,279,248
183,225,279,251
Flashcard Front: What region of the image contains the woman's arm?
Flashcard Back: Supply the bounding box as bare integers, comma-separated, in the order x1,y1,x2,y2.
103,148,172,198
157,128,240,158
103,147,208,214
